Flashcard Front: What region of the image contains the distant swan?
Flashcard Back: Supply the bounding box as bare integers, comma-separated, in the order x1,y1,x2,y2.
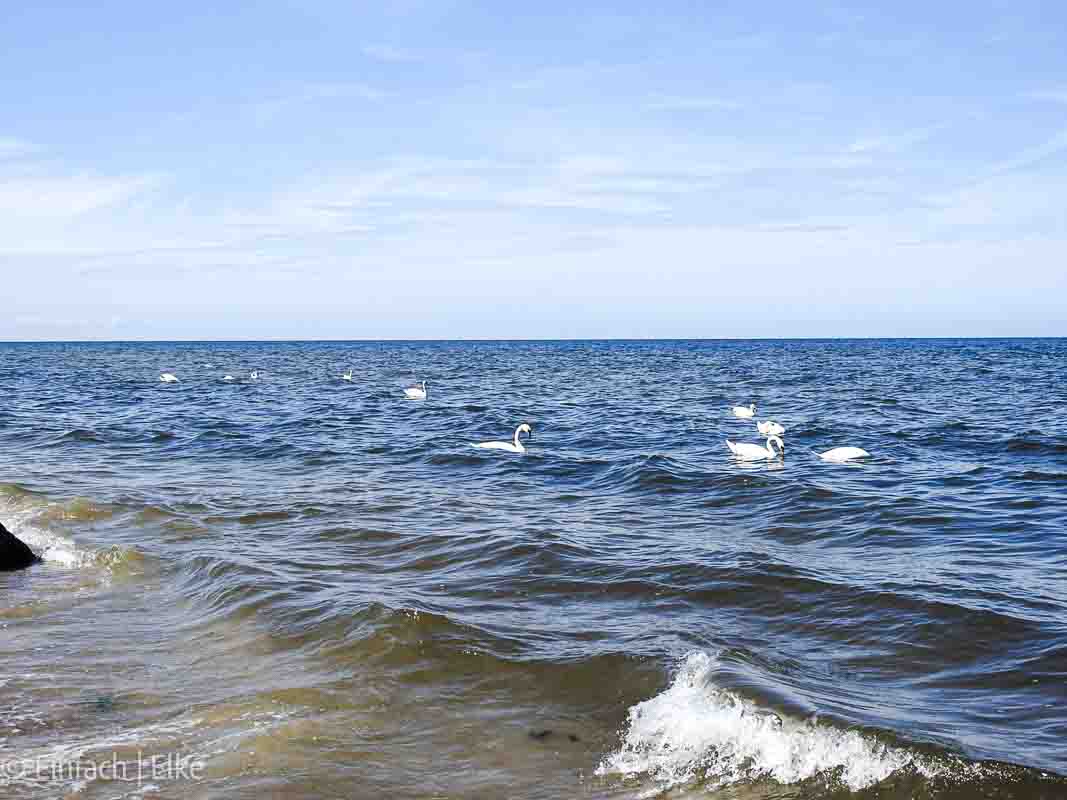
473,423,532,453
726,435,784,461
404,381,427,400
819,447,870,462
757,420,785,436
160,373,179,383
341,370,354,382
249,371,259,381
222,375,235,381
732,403,756,418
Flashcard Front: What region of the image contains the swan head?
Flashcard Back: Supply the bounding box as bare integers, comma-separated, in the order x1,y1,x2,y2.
516,423,533,439
768,435,784,454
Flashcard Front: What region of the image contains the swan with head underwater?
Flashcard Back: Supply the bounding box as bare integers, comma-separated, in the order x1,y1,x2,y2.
726,435,784,461
818,446,870,462
473,423,533,454
732,402,756,418
159,373,179,383
404,380,427,400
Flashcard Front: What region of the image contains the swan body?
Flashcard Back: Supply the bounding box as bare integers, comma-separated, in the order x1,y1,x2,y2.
726,435,784,461
223,375,235,382
473,423,532,453
757,420,785,436
159,373,179,383
341,370,354,382
404,381,427,400
732,403,756,418
819,447,870,462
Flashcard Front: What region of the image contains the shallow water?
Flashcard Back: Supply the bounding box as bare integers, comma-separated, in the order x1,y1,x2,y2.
1,339,1066,799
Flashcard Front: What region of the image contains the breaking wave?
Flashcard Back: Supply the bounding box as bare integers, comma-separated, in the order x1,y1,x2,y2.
598,651,959,792
1,485,143,571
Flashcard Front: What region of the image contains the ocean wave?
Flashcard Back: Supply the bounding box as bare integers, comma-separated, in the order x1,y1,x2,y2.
1,490,143,571
597,651,941,791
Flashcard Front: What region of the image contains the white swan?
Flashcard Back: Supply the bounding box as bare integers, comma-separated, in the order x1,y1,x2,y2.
160,373,179,383
341,370,354,382
222,375,235,381
404,381,427,400
757,420,785,436
732,403,756,418
726,435,784,461
473,423,532,453
819,447,870,462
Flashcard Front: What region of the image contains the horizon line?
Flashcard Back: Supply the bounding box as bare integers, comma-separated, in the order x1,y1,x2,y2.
2,335,1064,345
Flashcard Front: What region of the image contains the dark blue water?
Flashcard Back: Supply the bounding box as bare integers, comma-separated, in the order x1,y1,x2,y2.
2,339,1066,799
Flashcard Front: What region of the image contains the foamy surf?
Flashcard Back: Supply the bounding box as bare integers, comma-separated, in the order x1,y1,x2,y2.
4,517,89,568
1,489,141,571
597,651,944,792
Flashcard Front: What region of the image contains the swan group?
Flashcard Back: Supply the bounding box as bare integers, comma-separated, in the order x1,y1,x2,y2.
727,401,869,463
150,368,873,466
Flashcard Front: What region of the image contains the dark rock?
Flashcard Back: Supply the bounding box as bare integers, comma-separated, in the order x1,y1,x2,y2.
1,521,40,571
528,728,580,743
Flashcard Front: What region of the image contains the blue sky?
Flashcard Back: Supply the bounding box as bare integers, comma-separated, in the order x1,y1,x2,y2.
2,1,1065,340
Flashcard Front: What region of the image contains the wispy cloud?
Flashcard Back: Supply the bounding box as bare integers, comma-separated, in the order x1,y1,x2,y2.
361,43,421,63
0,173,159,220
645,95,741,112
988,128,1067,176
249,82,387,124
1024,88,1067,105
508,63,623,92
0,136,39,160
847,124,945,155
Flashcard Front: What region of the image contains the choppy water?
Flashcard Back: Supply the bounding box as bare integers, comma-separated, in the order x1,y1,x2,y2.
2,339,1066,800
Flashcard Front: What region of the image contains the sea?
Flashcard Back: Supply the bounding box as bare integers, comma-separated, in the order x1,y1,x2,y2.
1,338,1065,800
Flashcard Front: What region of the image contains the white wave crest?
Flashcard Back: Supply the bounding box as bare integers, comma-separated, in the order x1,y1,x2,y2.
1,498,127,570
597,651,934,792
4,520,87,567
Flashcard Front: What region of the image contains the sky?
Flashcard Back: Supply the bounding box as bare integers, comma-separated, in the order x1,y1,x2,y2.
1,0,1065,340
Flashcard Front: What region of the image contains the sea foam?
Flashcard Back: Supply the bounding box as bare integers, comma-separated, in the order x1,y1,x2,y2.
597,651,935,791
